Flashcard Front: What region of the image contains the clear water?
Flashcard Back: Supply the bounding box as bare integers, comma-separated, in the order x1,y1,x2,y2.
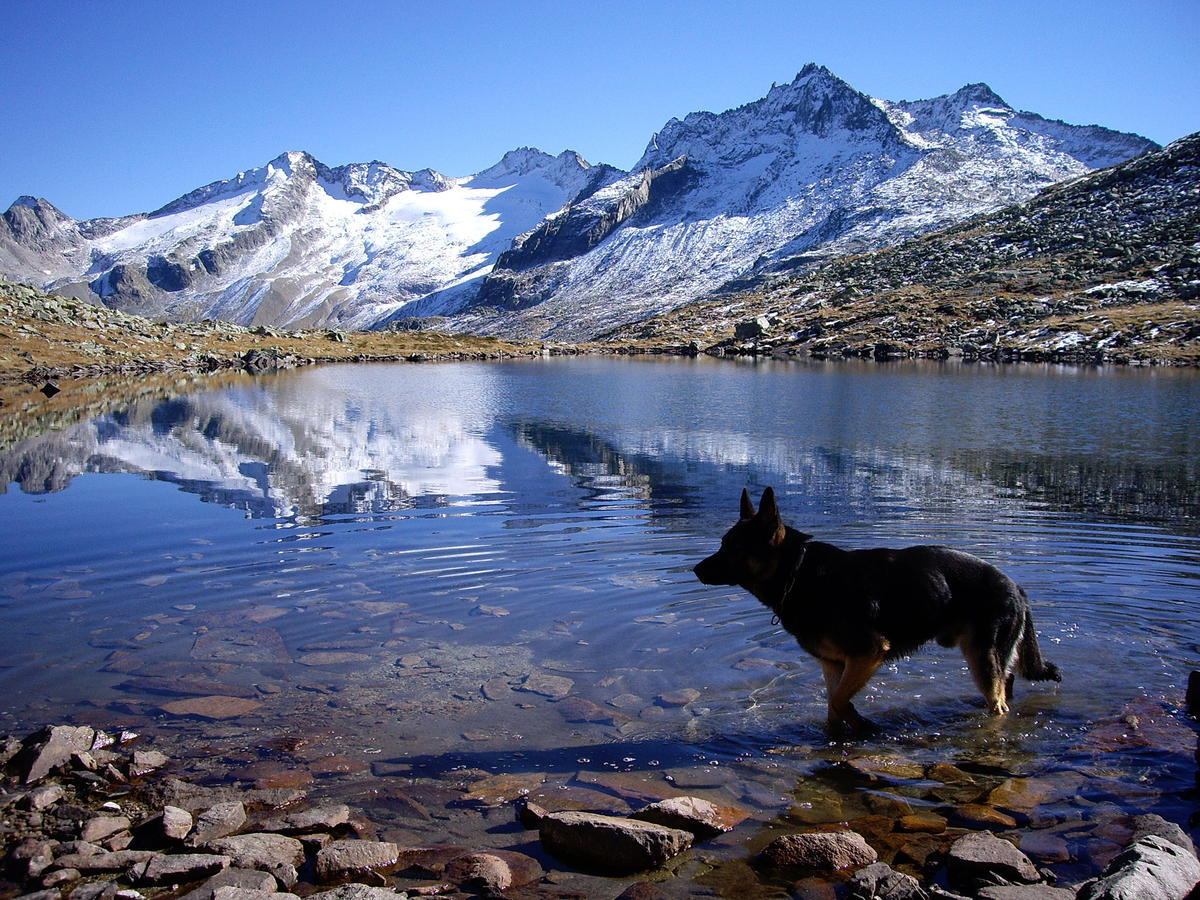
1,357,1197,893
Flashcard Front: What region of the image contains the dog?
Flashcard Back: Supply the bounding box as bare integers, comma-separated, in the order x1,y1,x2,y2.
694,487,1061,732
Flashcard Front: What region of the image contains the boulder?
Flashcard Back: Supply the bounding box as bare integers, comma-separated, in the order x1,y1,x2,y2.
17,725,96,783
945,832,1041,893
758,831,878,872
314,840,399,883
204,834,303,886
1186,670,1199,715
538,810,692,875
48,850,156,873
256,804,350,834
187,802,247,846
629,796,746,839
212,888,298,900
1076,834,1200,900
79,817,131,844
7,838,56,880
976,887,1076,899
131,853,232,885
178,868,279,900
847,861,927,899
445,851,542,894
306,887,409,900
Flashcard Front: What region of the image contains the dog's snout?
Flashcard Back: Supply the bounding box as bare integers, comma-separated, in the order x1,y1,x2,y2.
694,553,732,586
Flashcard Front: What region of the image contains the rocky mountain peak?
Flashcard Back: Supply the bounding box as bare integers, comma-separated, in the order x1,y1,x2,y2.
950,82,1009,109
639,63,901,172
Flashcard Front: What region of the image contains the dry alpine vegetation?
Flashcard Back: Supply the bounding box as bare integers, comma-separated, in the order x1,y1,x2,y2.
604,133,1200,366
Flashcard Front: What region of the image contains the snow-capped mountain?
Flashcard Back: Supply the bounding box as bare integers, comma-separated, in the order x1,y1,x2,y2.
467,65,1157,338
1,65,1157,336
1,148,608,328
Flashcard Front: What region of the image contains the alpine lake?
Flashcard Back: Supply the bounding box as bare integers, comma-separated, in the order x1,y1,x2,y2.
1,355,1198,897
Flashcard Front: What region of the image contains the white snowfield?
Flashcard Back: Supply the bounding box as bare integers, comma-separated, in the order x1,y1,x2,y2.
1,66,1156,337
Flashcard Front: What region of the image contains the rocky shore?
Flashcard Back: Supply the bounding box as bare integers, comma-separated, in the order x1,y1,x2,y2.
3,718,1197,900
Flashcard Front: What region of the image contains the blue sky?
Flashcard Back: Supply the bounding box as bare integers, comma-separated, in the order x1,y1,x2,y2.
4,0,1197,220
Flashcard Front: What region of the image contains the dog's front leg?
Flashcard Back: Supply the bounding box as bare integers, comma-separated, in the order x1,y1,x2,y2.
826,650,886,734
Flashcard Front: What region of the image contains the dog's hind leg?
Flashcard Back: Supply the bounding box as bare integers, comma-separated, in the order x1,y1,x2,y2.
962,641,1011,715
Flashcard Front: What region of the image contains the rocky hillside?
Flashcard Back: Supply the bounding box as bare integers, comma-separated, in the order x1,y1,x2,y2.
605,132,1200,365
0,279,544,387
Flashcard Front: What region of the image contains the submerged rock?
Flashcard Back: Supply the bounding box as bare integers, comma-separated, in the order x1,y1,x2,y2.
758,830,878,873
538,810,692,875
629,796,747,839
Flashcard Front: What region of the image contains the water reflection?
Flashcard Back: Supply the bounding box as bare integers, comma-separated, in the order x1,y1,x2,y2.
2,360,1197,530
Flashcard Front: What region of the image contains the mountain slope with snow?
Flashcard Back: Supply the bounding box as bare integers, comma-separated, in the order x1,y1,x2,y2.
1,148,605,328
464,66,1157,338
1,65,1157,335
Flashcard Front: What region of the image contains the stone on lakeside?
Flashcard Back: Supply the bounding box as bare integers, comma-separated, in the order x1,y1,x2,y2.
177,868,279,900
306,886,410,900
186,801,247,846
556,695,618,724
8,838,56,879
1076,833,1200,900
947,803,1019,830
23,784,65,810
314,840,400,882
897,812,948,834
211,887,299,900
79,816,132,843
49,850,156,873
846,861,927,900
538,810,693,875
129,750,170,777
976,887,1077,900
758,830,878,873
445,850,542,894
629,796,748,839
41,867,82,888
945,832,1041,893
130,853,232,885
17,725,96,783
255,804,351,834
204,834,304,884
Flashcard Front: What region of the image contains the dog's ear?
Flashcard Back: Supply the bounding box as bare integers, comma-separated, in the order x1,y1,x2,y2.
757,487,780,525
740,487,755,520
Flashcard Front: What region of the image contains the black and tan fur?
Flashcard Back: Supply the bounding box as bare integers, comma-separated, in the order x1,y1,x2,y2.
694,487,1061,732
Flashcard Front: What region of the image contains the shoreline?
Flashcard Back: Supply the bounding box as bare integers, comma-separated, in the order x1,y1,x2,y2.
2,712,1196,900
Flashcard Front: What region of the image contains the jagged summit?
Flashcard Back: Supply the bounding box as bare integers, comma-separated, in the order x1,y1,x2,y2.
952,82,1009,107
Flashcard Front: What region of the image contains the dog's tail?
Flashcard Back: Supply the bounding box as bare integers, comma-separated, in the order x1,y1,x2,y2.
1015,601,1061,683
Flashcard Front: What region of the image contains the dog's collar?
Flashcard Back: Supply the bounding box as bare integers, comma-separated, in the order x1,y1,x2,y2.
770,541,808,625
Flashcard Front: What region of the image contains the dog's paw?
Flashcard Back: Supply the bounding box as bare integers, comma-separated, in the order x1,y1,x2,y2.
826,715,881,738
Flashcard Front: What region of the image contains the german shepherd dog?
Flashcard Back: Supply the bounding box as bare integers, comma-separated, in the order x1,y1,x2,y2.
694,487,1061,732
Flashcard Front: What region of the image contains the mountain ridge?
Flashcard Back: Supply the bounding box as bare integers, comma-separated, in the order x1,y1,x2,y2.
1,66,1160,337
